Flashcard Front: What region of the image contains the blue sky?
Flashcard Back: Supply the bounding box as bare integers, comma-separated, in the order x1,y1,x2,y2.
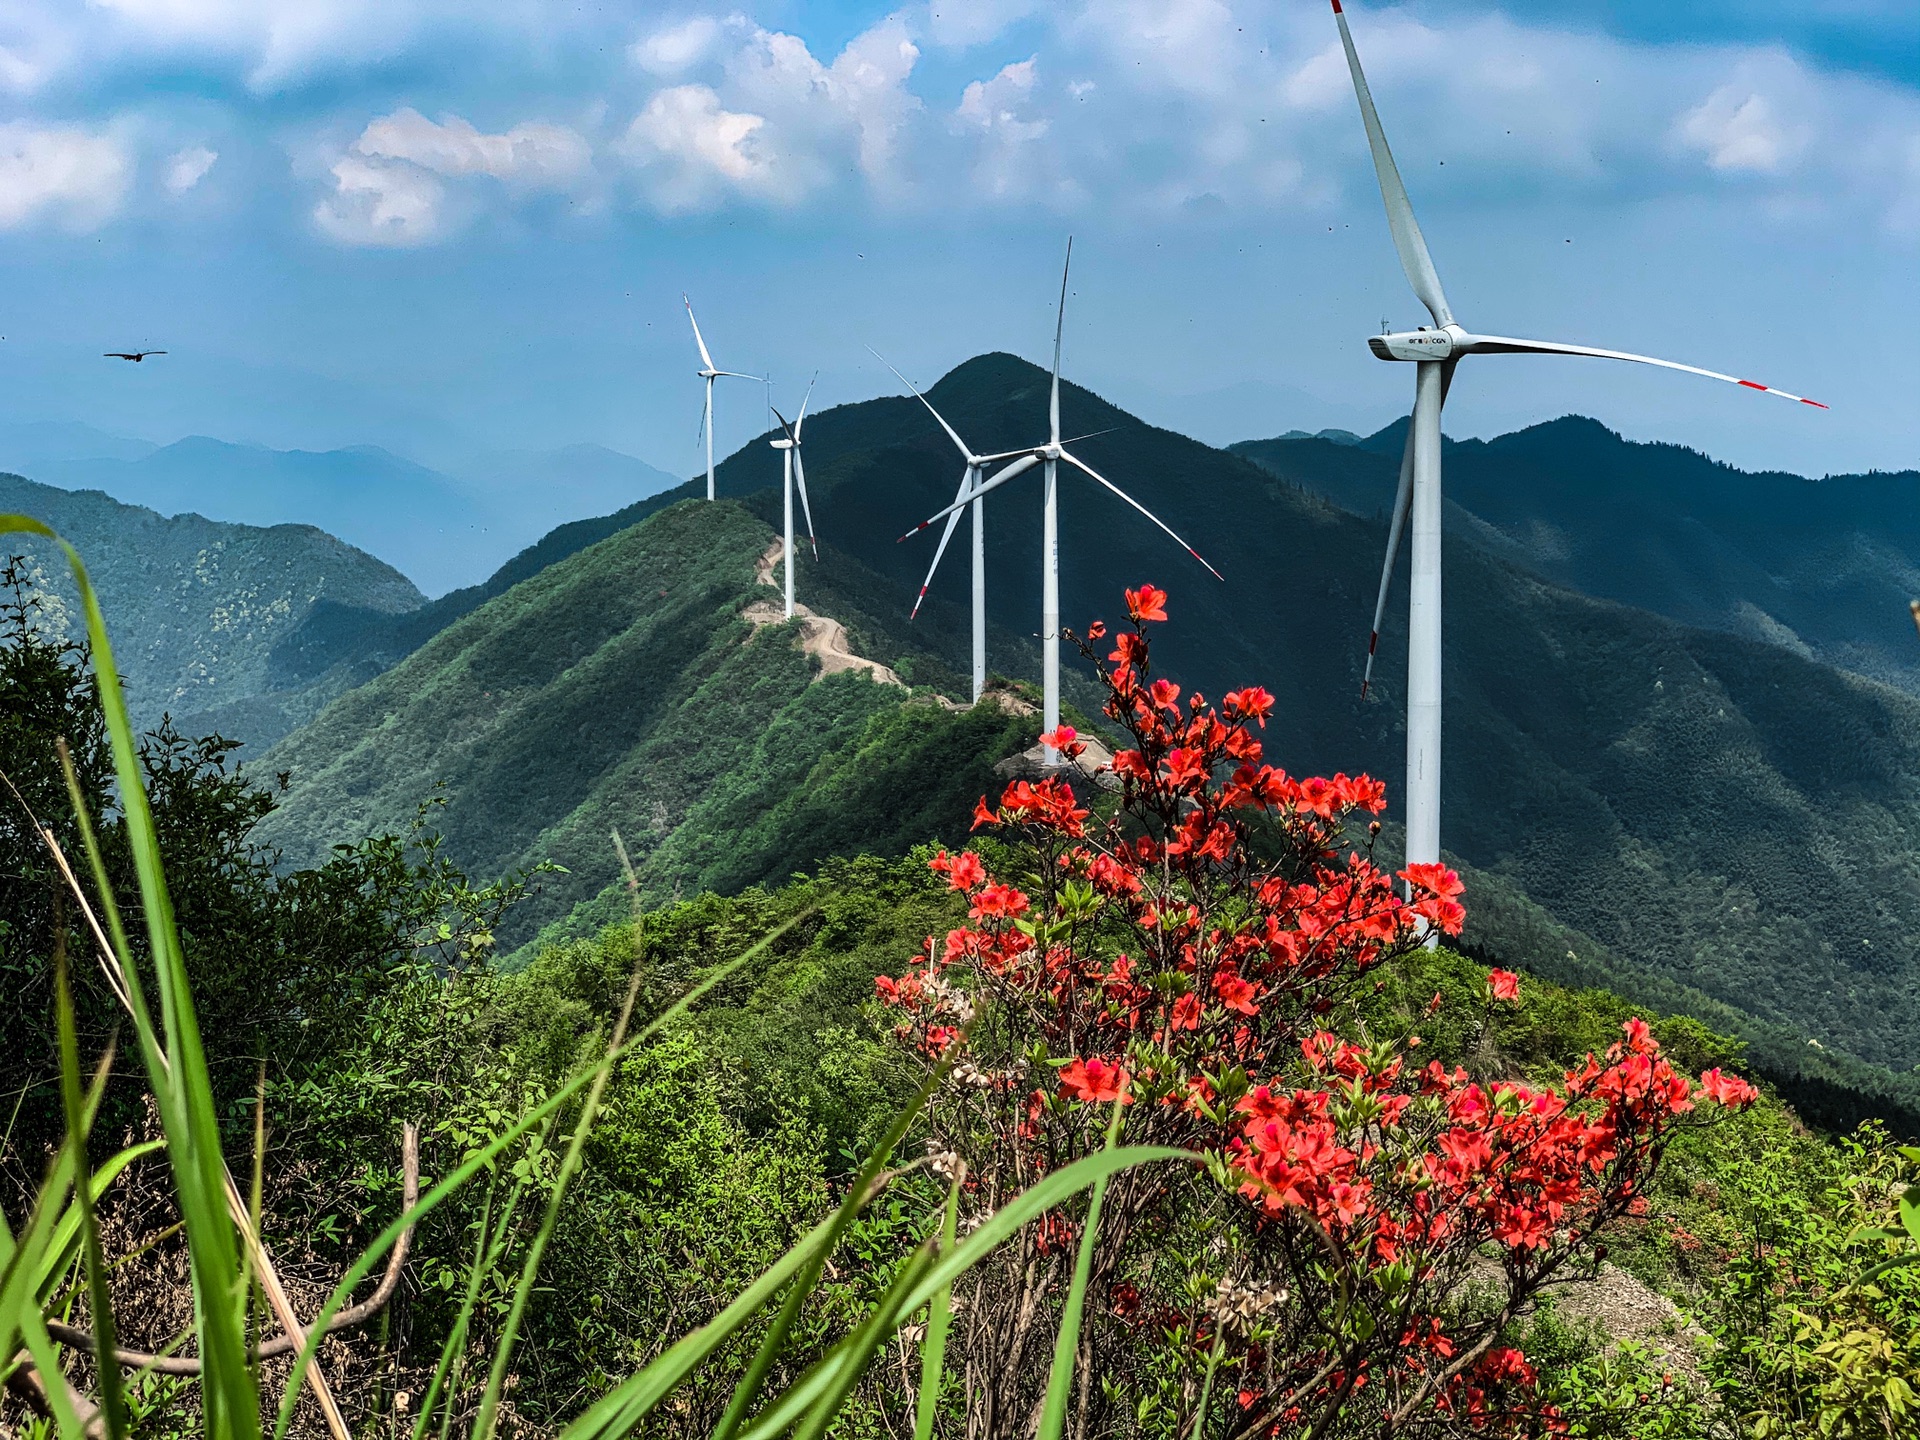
0,0,1914,514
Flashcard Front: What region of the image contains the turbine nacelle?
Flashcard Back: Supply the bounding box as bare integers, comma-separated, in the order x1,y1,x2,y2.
1367,325,1465,363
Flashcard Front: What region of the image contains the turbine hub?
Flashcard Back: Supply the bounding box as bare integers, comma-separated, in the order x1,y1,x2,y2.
1042,443,1063,460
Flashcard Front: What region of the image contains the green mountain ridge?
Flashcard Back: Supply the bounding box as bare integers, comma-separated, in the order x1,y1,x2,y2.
252,500,1047,942
1233,416,1920,695
0,469,422,730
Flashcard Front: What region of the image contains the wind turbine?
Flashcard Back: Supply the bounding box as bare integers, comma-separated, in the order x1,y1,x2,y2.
899,239,1223,765
768,380,818,620
684,294,762,502
1330,0,1824,888
869,348,993,702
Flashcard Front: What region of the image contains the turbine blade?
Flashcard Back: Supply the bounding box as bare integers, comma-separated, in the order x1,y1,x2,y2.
1050,237,1072,446
1457,332,1828,407
1363,360,1451,698
867,345,975,460
714,370,763,381
973,445,1042,463
796,372,817,435
911,506,966,620
794,448,818,557
1057,449,1224,581
1331,2,1455,329
770,406,798,445
1059,425,1123,446
897,453,1042,541
683,294,717,372
1362,418,1415,699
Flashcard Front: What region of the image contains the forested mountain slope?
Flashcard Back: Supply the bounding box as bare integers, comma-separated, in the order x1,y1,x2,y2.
250,353,1920,1075
685,353,1920,1073
1234,417,1920,693
253,500,1043,941
0,470,421,729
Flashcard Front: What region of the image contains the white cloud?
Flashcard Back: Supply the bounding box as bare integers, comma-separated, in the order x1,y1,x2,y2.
619,14,922,212
0,122,131,230
164,144,217,192
1678,89,1800,173
955,58,1056,200
314,152,447,246
355,110,591,190
315,109,592,245
620,85,781,212
632,15,721,77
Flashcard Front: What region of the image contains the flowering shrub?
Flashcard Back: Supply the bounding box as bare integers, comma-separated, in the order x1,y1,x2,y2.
876,586,1757,1438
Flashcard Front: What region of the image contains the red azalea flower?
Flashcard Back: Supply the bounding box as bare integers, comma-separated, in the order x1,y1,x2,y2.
1487,969,1521,1003
1125,584,1168,623
1059,1055,1132,1104
1698,1068,1758,1108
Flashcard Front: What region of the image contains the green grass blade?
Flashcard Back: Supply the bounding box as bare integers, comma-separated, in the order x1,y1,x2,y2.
558,1208,845,1440
277,907,814,1440
734,1147,1194,1440
912,1178,962,1440
710,1058,951,1440
1037,1098,1127,1440
471,963,647,1440
18,1302,90,1439
1187,1335,1226,1440
33,1142,165,1303
55,956,126,1440
410,1170,501,1440
5,514,258,1440
790,1245,939,1440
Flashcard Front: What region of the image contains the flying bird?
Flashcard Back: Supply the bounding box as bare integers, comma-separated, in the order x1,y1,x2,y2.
105,351,166,362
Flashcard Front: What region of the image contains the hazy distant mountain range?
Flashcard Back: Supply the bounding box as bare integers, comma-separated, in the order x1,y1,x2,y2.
0,420,683,596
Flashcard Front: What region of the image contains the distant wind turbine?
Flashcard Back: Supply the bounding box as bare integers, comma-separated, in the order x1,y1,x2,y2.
899,239,1223,764
769,379,819,620
868,347,995,703
1331,0,1825,891
684,295,762,502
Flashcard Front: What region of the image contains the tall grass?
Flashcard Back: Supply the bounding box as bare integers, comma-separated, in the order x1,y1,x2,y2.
0,514,1191,1438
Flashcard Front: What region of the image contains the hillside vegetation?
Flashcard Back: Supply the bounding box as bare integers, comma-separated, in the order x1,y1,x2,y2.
254,500,1043,941
0,470,421,732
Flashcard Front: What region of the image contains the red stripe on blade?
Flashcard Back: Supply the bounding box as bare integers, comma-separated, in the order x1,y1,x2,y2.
1802,398,1829,409
1331,0,1343,10
1367,633,1379,656
1738,380,1767,391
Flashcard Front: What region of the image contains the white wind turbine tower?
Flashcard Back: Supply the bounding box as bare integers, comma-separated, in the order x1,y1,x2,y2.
768,381,819,620
869,348,993,702
899,239,1223,765
1330,0,1825,892
684,294,762,502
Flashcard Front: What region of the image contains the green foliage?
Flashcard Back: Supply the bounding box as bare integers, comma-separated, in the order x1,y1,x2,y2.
0,556,525,1203
1700,1123,1920,1438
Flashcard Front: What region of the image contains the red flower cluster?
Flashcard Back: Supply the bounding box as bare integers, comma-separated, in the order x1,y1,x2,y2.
873,586,1759,1436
